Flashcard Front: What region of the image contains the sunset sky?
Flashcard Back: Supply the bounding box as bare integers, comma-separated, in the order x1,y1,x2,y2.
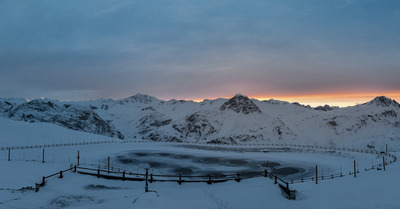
1,0,399,107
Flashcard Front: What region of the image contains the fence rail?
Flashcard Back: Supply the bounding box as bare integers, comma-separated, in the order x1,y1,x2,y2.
76,165,295,199
0,140,123,151
35,164,296,199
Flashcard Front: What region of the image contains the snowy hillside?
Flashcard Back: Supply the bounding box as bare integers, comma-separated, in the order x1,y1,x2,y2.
1,94,399,148
0,98,123,139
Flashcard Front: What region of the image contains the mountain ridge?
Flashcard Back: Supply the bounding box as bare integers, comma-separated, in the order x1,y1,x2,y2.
11,94,399,109
0,94,399,147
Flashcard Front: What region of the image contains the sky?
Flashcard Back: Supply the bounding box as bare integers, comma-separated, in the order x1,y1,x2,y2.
0,0,399,107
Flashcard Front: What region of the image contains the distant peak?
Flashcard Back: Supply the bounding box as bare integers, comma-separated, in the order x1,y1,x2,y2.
234,93,247,98
219,94,261,114
129,93,153,99
365,96,399,107
119,94,160,104
314,104,339,111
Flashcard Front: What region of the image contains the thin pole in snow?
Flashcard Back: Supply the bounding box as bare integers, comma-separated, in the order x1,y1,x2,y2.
354,160,356,178
315,165,318,184
107,157,110,174
77,151,80,166
8,148,10,161
145,168,149,192
383,156,386,171
42,149,45,163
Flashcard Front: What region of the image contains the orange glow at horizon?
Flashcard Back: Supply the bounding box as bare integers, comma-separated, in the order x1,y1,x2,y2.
189,91,400,107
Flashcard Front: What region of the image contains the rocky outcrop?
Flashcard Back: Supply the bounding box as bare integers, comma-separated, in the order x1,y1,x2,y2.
364,96,400,108
219,94,261,114
138,110,173,141
6,99,124,139
172,112,219,140
315,105,339,111
272,118,297,140
118,94,159,105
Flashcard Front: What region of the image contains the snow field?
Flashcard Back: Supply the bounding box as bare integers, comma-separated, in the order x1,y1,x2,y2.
0,141,398,209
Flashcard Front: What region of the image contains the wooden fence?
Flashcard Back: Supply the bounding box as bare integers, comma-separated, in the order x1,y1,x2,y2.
0,140,122,151
35,165,74,192
4,140,395,200
35,165,296,199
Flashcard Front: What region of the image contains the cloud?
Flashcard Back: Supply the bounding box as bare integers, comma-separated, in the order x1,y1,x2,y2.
0,0,399,101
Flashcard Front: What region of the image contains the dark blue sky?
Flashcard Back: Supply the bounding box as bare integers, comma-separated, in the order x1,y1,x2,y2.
1,0,399,105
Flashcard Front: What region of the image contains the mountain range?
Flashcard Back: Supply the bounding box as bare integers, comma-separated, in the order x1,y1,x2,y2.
1,94,399,147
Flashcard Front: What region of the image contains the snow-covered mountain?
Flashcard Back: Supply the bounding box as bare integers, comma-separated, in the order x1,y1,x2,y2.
0,98,124,139
1,94,399,147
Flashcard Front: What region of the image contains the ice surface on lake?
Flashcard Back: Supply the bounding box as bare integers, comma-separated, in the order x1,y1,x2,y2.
113,150,313,179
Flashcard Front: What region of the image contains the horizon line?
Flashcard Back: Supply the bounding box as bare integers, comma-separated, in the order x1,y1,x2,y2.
5,91,399,108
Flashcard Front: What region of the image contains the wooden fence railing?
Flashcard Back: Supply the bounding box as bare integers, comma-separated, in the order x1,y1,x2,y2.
35,165,74,192
35,165,296,199
0,140,121,151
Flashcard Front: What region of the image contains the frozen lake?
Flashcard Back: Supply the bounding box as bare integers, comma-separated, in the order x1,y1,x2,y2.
113,150,314,180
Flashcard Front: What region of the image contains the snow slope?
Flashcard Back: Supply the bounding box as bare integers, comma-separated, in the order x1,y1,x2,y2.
0,117,119,147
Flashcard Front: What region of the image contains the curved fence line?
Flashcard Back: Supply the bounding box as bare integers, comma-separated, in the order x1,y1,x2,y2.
3,139,397,186
76,142,396,185
25,140,397,200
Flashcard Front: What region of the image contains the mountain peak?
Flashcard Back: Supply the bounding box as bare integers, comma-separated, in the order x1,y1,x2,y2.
365,96,400,107
314,105,339,111
234,93,246,97
119,94,159,104
219,94,262,114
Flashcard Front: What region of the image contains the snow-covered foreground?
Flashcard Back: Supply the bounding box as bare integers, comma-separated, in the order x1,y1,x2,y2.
0,141,399,209
0,115,398,209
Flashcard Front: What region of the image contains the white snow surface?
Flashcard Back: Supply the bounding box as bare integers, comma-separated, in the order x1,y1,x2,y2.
0,115,399,209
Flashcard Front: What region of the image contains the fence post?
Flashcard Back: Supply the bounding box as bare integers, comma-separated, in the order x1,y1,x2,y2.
286,182,289,191
97,169,100,178
264,169,268,177
8,148,10,161
383,157,386,171
179,174,182,185
235,173,241,182
208,174,212,185
59,171,63,179
150,173,153,183
73,165,76,172
315,165,318,184
77,151,80,166
42,149,45,163
123,171,125,181
145,168,149,192
274,175,277,184
354,160,356,177
107,157,110,174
